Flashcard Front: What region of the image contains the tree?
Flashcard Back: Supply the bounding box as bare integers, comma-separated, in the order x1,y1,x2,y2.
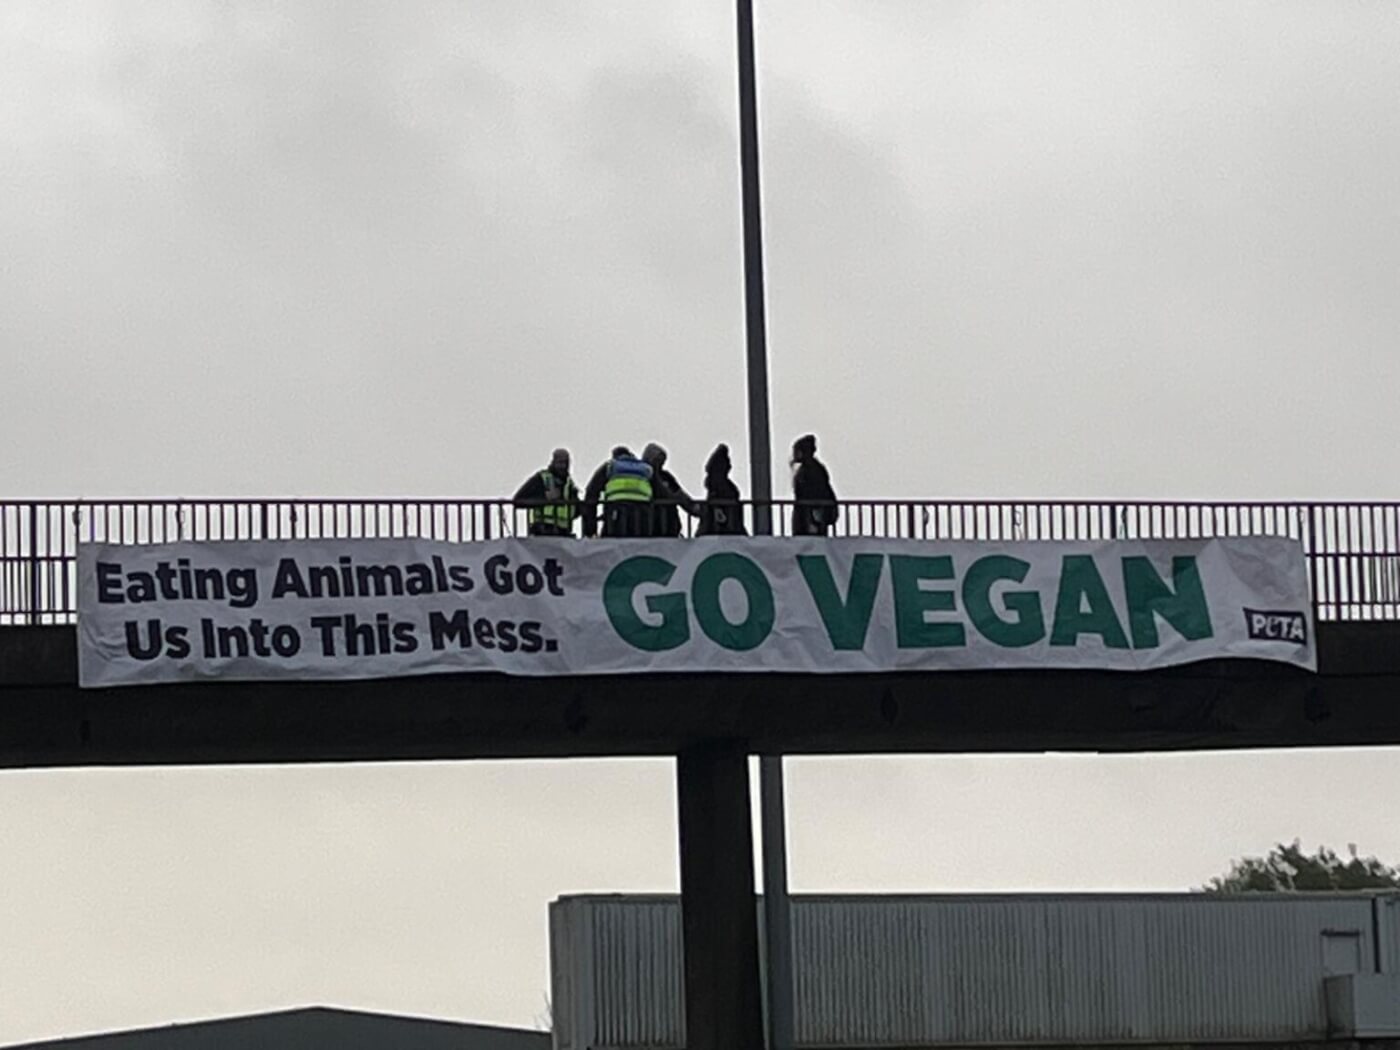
1204,841,1400,893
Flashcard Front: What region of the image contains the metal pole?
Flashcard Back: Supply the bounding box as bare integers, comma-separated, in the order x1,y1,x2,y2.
736,1,796,1047
738,0,773,539
758,753,795,1050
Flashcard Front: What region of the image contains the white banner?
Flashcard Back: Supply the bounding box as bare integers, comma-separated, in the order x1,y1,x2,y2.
77,536,1316,688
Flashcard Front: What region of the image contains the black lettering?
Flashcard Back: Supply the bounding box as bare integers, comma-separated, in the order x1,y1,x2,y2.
308,565,340,598
429,609,473,650
271,625,300,657
448,565,474,593
153,561,179,600
543,558,565,596
356,565,403,598
405,564,433,595
247,618,273,656
515,564,544,595
165,624,190,659
344,614,377,655
485,554,513,595
392,621,418,653
97,563,125,604
216,624,251,658
433,555,449,592
125,619,163,660
226,568,257,607
202,618,216,656
473,617,497,649
192,566,225,602
310,615,342,656
272,558,309,599
127,571,156,603
518,621,545,654
495,620,519,653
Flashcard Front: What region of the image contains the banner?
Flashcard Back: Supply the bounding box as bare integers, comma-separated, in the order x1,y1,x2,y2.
76,536,1316,688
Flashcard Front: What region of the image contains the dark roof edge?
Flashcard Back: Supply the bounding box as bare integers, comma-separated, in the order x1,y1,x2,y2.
2,1006,546,1049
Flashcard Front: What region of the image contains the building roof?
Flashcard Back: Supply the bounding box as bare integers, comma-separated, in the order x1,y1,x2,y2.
5,1007,551,1050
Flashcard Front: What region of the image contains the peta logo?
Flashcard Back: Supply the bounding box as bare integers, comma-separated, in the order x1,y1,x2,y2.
1243,608,1308,644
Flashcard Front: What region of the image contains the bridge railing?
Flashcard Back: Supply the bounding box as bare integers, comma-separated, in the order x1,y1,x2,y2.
2,499,1398,625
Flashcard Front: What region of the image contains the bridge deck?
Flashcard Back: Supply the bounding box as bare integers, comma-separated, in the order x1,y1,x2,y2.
1,620,1397,768
4,497,1399,767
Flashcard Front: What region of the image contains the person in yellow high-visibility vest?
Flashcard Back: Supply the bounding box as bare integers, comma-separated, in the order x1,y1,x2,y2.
513,448,581,537
582,446,654,538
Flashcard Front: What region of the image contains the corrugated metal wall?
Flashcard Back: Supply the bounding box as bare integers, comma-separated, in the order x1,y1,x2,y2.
552,897,685,1050
550,892,1400,1050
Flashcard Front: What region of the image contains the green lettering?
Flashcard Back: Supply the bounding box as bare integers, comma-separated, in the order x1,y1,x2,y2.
1050,555,1129,648
889,555,965,648
691,553,775,652
1122,556,1213,648
962,555,1045,647
798,554,883,650
603,556,689,652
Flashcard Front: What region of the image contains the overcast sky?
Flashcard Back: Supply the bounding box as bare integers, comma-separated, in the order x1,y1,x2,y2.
2,0,1399,1043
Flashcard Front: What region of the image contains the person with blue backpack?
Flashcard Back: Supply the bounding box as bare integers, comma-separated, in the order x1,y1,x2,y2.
582,446,655,538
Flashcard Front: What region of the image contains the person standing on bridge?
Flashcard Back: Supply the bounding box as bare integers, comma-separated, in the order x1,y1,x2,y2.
513,448,581,537
583,446,654,538
696,443,747,536
642,443,698,538
791,433,838,536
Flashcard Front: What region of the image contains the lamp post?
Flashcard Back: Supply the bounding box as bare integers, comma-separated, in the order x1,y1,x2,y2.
736,1,796,1049
675,5,791,1048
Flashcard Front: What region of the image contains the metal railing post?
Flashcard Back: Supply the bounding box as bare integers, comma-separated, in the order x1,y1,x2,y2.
27,503,40,625
1308,504,1322,621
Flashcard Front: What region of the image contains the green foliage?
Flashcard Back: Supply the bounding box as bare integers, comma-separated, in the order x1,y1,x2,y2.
1205,841,1400,893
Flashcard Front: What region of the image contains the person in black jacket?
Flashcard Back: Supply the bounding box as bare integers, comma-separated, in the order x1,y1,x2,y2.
642,443,698,538
581,446,654,538
512,448,580,537
791,433,837,536
696,443,747,536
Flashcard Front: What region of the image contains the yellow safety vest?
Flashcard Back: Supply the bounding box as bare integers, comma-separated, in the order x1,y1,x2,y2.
604,459,653,503
532,471,578,527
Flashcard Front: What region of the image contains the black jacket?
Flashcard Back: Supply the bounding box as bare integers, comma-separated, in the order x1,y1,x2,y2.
580,460,613,538
651,468,697,538
513,470,580,531
697,445,746,536
513,470,578,506
792,457,837,534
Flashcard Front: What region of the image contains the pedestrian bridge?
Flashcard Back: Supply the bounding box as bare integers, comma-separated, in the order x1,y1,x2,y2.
1,497,1398,768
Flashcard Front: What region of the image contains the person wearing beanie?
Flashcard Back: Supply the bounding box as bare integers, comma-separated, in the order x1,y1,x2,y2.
791,433,837,536
697,443,747,536
641,443,697,538
512,447,581,537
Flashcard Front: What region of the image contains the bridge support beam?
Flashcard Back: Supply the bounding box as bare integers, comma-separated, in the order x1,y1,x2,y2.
677,739,765,1050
